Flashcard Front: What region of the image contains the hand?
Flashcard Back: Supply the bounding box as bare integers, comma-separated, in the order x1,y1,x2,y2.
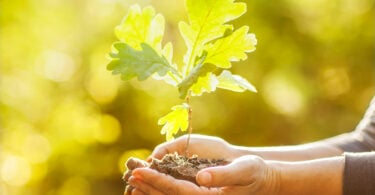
128,155,280,195
149,134,240,161
124,158,149,195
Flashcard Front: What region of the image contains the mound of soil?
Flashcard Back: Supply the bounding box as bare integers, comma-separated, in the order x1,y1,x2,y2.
149,153,229,184
124,153,229,187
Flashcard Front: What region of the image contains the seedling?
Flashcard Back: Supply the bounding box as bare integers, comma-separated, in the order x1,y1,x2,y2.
107,0,257,153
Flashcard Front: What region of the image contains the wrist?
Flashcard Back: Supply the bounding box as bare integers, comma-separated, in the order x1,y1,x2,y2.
272,157,344,195
261,160,282,195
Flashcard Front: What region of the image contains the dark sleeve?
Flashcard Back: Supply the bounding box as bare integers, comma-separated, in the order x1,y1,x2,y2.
343,152,375,195
324,96,375,152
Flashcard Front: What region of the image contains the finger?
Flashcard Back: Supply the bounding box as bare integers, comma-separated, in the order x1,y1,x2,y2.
134,168,223,195
148,135,190,161
132,188,147,195
124,185,134,195
123,170,132,183
124,158,149,182
126,158,149,170
128,176,164,195
148,143,173,161
197,155,263,187
133,168,194,194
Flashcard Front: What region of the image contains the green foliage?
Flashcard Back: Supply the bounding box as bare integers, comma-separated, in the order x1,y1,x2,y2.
204,26,257,68
158,104,189,141
107,42,176,81
107,0,257,140
178,63,217,98
217,70,257,92
178,0,257,97
1,0,374,194
114,5,165,51
179,0,246,71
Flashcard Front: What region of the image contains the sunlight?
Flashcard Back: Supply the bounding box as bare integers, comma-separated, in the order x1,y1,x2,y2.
22,133,51,163
263,73,305,117
41,50,77,82
320,67,351,99
1,155,31,186
94,114,121,144
57,177,91,195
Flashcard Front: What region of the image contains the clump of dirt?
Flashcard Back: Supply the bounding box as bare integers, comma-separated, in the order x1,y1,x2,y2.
124,153,229,186
149,153,229,184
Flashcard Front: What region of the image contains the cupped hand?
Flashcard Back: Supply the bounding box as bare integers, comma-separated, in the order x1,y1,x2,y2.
128,155,280,195
124,158,149,195
149,134,239,161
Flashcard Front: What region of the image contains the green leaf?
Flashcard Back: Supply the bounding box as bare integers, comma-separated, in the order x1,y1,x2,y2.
217,70,257,92
204,26,257,68
152,42,182,86
111,5,182,84
115,5,165,52
190,72,219,96
178,64,216,98
179,0,247,74
108,42,176,81
158,104,189,141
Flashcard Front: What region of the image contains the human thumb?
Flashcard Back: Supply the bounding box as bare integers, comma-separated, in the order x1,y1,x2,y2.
196,155,263,187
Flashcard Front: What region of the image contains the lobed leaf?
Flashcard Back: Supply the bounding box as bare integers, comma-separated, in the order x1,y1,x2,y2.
108,42,176,81
178,56,217,98
115,5,165,52
110,5,182,85
190,72,219,96
217,70,257,92
158,104,190,141
204,26,257,68
180,0,247,74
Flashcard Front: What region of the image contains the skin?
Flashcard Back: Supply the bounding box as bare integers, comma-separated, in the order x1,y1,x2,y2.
125,134,345,195
150,134,344,161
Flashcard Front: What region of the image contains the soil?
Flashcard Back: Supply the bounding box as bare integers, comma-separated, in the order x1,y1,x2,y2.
149,153,229,185
124,153,229,186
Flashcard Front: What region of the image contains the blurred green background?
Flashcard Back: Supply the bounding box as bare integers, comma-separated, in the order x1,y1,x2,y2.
0,0,374,194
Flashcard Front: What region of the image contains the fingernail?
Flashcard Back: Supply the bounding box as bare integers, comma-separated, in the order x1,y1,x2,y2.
128,177,140,188
197,171,211,185
132,170,142,179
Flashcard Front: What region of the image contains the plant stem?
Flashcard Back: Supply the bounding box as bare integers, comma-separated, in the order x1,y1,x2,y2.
184,91,193,156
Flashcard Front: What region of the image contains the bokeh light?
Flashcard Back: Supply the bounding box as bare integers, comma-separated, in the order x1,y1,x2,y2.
262,71,306,116
57,177,91,195
0,0,374,194
1,156,31,186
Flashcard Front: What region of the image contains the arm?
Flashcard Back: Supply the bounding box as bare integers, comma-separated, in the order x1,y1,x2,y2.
151,134,344,162
274,156,344,195
233,141,344,161
150,96,375,162
128,155,344,195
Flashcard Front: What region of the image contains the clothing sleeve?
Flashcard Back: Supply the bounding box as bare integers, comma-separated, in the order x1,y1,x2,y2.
321,96,375,195
343,152,375,195
324,96,375,152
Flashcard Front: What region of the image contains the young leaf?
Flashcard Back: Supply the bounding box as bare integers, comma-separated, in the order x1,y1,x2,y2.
217,70,257,92
152,42,182,86
204,26,257,68
106,1,258,144
108,42,176,81
180,0,247,74
115,5,165,51
109,5,182,84
190,73,219,96
158,104,189,141
178,63,217,98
